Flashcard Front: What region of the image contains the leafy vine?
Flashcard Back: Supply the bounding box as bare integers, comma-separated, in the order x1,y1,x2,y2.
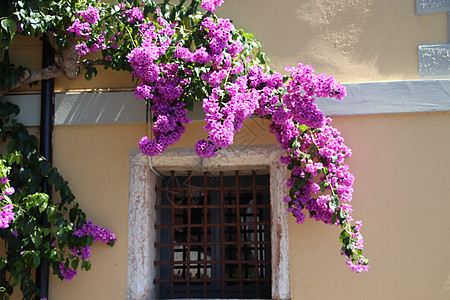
0,102,115,299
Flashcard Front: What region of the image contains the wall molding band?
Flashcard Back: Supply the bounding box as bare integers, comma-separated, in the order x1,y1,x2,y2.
316,79,450,116
1,79,450,127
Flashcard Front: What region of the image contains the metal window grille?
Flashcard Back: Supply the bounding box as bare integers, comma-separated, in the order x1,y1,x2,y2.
154,171,272,299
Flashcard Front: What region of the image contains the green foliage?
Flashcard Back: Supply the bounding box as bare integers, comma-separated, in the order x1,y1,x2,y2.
0,0,271,95
0,0,76,93
0,102,114,299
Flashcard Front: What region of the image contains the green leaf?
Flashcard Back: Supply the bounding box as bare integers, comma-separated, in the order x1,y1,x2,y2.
32,256,40,268
39,160,51,176
86,235,95,245
319,181,328,192
47,169,58,185
256,51,265,64
23,219,34,235
7,152,19,165
293,177,302,188
71,258,79,270
84,72,92,81
46,206,56,219
42,228,52,236
54,176,63,191
38,199,48,213
81,260,91,271
7,19,16,35
289,186,298,197
31,231,41,247
331,213,337,224
69,204,78,223
298,124,308,133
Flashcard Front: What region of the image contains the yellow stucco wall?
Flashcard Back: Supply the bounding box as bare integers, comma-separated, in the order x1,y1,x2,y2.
49,119,276,299
219,0,447,83
7,0,447,94
289,112,450,300
50,124,146,299
3,0,450,299
47,112,450,299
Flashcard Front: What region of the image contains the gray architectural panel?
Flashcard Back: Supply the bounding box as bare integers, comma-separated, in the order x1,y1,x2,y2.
316,79,450,116
54,91,147,125
416,0,450,15
0,94,41,126
1,79,450,126
418,44,450,78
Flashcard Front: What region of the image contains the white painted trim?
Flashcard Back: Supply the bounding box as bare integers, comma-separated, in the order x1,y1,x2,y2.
2,79,450,127
415,0,450,15
127,145,290,300
418,44,450,78
316,79,450,115
54,92,147,126
0,94,41,126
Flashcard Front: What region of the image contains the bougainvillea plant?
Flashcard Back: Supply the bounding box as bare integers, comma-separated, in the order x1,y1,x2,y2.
0,102,116,299
0,0,369,296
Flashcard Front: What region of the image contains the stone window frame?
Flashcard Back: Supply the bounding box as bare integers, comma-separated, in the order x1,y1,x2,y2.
127,144,291,300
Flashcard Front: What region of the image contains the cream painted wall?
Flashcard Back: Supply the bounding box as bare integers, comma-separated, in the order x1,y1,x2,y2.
217,0,447,82
4,0,450,299
48,120,275,299
6,0,448,94
46,112,450,300
50,124,147,299
289,112,450,300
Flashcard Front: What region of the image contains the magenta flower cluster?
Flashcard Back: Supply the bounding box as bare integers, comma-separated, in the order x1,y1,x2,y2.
0,176,15,229
72,220,116,244
281,118,354,222
61,221,116,280
200,0,224,13
68,0,368,273
126,14,193,156
283,64,346,128
123,7,144,24
70,245,91,260
0,204,15,229
67,7,101,55
59,263,77,281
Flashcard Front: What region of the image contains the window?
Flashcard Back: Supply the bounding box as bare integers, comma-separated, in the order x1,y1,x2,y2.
155,171,271,298
127,145,291,300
